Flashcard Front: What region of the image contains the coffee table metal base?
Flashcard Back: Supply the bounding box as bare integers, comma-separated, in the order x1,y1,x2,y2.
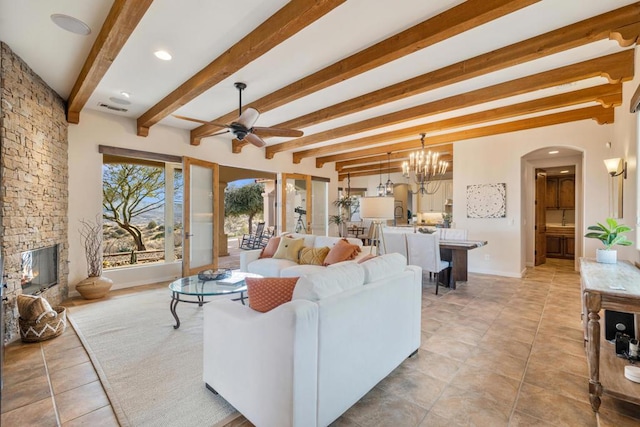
170,290,246,329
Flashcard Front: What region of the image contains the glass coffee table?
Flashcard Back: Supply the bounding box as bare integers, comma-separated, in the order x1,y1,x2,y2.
169,271,261,329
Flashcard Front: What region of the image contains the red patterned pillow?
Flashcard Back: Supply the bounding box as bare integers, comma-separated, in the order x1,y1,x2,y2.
259,237,281,259
246,277,299,313
323,238,361,266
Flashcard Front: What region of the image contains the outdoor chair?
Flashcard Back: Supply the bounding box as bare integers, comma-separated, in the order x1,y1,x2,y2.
239,222,266,250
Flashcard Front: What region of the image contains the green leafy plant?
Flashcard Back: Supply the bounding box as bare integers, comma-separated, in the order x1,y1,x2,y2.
584,218,633,250
329,214,346,237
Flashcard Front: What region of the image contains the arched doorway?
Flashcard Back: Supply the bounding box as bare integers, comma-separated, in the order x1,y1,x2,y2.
521,147,584,271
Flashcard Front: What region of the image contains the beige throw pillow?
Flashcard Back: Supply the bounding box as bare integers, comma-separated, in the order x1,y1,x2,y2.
272,237,304,262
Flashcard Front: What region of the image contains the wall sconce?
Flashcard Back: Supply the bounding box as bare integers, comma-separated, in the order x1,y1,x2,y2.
604,158,627,179
604,158,626,218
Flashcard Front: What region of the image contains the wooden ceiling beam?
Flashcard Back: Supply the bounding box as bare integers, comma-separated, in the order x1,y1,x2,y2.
316,105,614,167
292,83,621,163
192,0,540,147
265,3,640,156
337,165,455,180
135,0,345,137
339,157,453,175
67,0,153,124
341,161,408,175
339,167,404,181
274,50,633,158
335,146,454,171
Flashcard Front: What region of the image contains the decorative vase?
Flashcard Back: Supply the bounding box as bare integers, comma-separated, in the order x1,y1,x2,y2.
76,276,113,299
596,249,617,264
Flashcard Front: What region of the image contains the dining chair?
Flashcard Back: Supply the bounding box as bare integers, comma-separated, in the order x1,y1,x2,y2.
405,232,450,295
381,231,408,258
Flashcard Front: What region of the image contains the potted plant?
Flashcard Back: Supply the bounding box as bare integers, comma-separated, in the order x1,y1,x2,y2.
584,218,633,264
442,213,452,228
76,218,113,299
329,214,346,237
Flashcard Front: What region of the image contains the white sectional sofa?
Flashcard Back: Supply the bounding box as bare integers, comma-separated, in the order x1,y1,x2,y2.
203,254,422,427
240,233,366,277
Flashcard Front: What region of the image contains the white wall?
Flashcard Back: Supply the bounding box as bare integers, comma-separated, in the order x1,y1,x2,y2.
68,110,338,290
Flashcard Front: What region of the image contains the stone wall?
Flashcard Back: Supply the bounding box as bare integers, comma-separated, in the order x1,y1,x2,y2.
0,42,69,342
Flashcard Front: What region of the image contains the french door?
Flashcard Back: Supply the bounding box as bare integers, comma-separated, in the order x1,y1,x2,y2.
183,157,219,276
281,174,328,234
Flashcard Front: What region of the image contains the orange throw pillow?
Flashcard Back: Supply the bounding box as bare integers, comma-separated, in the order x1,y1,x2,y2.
323,239,361,266
259,237,281,259
246,277,299,313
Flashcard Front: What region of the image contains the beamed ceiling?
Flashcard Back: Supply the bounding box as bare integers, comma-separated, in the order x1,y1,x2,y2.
1,0,639,181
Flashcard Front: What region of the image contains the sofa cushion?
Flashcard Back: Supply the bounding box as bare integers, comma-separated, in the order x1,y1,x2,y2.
280,264,329,277
245,277,299,313
357,254,377,264
292,262,365,302
299,246,330,265
273,237,305,262
360,253,407,284
314,236,363,248
323,239,361,266
283,233,317,248
259,237,281,259
247,258,298,277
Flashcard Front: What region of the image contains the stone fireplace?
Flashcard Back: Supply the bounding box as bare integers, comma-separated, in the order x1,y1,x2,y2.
0,42,69,342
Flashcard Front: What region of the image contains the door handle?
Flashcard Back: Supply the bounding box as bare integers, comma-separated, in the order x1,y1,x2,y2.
185,232,194,239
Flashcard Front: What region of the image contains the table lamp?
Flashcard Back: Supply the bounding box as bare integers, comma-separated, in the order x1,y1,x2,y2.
359,196,394,255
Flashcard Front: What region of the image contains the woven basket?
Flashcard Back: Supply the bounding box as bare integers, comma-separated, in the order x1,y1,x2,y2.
19,306,67,343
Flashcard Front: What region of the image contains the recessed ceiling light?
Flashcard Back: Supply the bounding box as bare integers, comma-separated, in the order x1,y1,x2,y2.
120,91,131,98
549,150,559,154
154,50,172,61
560,170,569,174
51,14,91,36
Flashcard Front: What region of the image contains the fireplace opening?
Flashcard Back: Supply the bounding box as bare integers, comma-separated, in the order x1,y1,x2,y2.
20,244,58,295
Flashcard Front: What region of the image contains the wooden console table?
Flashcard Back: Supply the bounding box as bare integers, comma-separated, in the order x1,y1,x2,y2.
580,258,640,412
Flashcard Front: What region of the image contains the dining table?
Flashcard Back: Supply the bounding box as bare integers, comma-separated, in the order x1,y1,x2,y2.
439,239,488,289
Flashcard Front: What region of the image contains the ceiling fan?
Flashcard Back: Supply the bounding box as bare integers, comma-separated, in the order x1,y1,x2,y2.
173,82,303,148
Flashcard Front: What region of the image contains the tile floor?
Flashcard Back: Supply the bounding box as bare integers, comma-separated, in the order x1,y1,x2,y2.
2,259,639,426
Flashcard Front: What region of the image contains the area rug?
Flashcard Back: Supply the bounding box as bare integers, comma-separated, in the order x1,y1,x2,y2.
67,288,240,427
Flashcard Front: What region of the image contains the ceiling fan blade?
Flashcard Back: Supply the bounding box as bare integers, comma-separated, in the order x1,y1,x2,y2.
244,133,266,148
212,129,230,137
172,115,229,128
253,127,304,138
236,108,260,129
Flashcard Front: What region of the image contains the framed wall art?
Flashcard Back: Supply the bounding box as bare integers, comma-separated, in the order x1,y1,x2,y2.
466,183,506,218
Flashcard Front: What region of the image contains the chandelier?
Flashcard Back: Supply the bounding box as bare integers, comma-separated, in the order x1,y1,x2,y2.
402,133,448,195
384,152,394,196
376,161,385,196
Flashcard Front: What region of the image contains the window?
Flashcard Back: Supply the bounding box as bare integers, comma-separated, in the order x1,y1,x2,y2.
101,149,183,269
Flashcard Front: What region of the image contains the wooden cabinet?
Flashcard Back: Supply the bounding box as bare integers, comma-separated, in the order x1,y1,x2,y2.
580,259,640,413
565,237,575,256
546,176,575,209
546,236,563,257
546,226,574,259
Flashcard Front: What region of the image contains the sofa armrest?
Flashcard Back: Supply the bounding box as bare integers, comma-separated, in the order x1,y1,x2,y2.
203,299,319,427
239,249,262,272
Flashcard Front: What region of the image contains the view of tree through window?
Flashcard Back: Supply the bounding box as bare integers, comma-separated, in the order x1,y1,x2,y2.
102,160,182,269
